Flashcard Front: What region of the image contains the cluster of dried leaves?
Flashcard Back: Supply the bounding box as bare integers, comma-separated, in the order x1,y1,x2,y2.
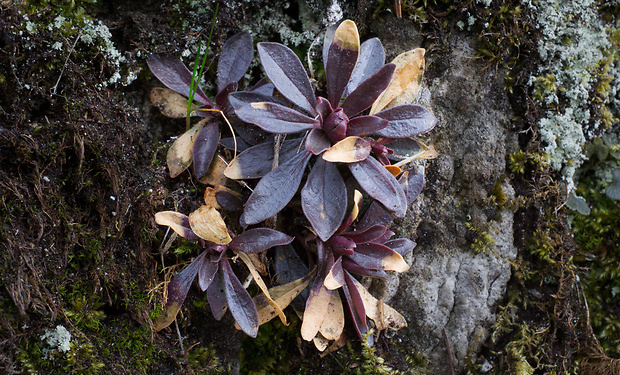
149,20,437,351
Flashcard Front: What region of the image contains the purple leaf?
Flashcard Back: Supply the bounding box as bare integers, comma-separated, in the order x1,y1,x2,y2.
374,104,438,138
235,102,319,134
198,256,219,291
217,31,253,93
346,38,386,95
214,82,237,113
228,91,286,111
374,229,395,244
348,242,399,270
257,42,317,115
405,165,425,204
240,150,312,226
385,138,422,162
322,24,338,73
301,157,347,241
305,128,331,155
341,64,395,117
315,96,333,122
274,245,310,285
356,170,414,230
219,136,250,152
250,78,275,96
345,116,389,137
384,238,416,256
165,251,206,310
146,54,213,106
215,190,245,212
192,121,220,179
326,22,359,108
342,272,367,338
342,259,389,279
225,138,303,179
341,225,387,244
325,256,345,290
228,228,294,254
207,268,228,320
323,109,348,144
220,257,259,337
230,117,272,146
327,236,356,256
349,156,407,217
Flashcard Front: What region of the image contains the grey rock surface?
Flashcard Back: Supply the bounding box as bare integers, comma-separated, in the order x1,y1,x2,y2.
374,34,519,372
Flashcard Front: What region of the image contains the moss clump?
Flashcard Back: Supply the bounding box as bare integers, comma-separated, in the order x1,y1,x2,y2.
573,183,620,355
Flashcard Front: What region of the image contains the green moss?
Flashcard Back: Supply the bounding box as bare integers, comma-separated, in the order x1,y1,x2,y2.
65,295,106,331
508,150,548,175
465,222,496,254
573,183,620,355
239,315,302,374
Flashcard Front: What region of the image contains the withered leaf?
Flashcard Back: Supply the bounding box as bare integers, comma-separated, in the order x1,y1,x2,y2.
188,205,232,244
150,87,196,118
319,291,345,340
370,48,425,115
167,120,205,178
322,136,372,163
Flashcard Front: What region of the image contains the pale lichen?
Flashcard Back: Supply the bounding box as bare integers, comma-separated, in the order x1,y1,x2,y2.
522,0,617,194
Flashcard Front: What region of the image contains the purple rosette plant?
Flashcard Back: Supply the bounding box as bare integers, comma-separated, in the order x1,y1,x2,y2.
154,205,293,337
225,20,437,242
147,31,256,180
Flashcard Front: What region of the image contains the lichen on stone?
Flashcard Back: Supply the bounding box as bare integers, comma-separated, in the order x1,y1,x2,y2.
523,0,617,193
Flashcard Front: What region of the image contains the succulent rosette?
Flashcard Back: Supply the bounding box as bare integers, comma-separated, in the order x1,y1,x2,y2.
147,31,257,180
154,205,293,337
300,198,417,345
226,20,437,241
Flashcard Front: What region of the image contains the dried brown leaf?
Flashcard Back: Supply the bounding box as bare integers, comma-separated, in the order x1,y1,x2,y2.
349,277,407,331
199,154,228,186
318,291,345,340
301,285,332,341
252,270,315,326
237,251,288,326
167,120,205,178
322,136,372,163
370,48,425,115
150,87,198,118
188,205,232,244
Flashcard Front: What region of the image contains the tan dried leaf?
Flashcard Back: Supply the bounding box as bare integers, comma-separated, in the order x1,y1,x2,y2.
350,190,363,222
199,154,229,186
150,87,197,118
252,270,315,326
313,333,330,352
318,291,345,340
301,285,332,341
237,251,288,326
319,333,348,358
382,251,410,272
188,205,231,244
167,120,205,178
322,136,372,163
370,48,426,115
349,277,407,331
333,20,360,51
154,211,192,239
385,165,402,177
154,301,182,331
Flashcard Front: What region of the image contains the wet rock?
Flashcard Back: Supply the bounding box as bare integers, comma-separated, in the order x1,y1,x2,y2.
376,35,519,372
